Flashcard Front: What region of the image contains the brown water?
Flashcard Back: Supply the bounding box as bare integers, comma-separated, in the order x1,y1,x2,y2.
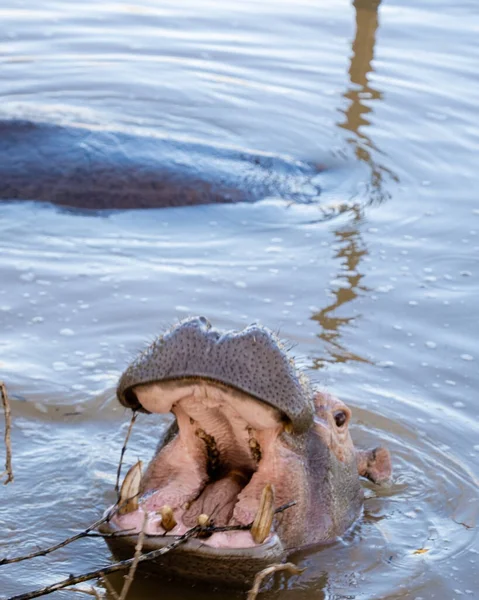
1,0,478,598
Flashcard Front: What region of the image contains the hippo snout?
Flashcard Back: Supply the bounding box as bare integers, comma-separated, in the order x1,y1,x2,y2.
102,317,391,585
117,316,315,433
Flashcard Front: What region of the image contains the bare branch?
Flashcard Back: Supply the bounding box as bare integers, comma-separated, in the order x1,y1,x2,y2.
0,514,113,566
118,512,148,600
99,576,119,600
115,412,137,497
5,501,297,600
6,526,202,600
247,563,305,600
0,494,143,567
0,381,14,484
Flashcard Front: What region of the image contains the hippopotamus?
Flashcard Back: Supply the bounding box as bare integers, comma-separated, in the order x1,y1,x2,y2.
0,119,323,209
101,317,391,585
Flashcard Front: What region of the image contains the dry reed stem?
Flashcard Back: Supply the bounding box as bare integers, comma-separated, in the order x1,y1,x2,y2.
115,412,137,497
99,575,119,599
0,515,112,566
117,512,148,600
247,562,305,600
0,380,14,484
0,497,137,566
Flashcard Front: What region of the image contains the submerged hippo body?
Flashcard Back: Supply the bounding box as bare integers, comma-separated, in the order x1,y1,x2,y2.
0,119,323,209
102,317,391,585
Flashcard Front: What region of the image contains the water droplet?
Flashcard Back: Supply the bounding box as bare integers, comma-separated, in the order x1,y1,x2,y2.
175,305,190,312
378,361,394,368
60,328,75,336
52,362,68,371
377,285,394,293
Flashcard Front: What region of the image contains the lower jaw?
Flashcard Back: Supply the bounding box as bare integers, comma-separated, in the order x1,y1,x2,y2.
99,519,285,586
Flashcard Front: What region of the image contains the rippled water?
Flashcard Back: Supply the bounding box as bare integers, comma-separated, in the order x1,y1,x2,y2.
1,0,478,598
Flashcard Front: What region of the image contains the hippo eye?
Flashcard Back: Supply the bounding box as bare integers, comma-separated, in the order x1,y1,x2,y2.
334,410,348,428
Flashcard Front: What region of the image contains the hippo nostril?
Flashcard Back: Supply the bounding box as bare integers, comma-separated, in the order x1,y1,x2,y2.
123,388,142,411
198,316,212,329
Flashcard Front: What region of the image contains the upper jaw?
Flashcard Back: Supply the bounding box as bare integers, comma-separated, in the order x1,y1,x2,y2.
116,316,315,433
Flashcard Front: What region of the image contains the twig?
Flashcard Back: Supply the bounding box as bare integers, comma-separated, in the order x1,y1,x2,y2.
99,514,148,600
99,576,118,600
247,563,305,600
0,494,142,567
115,412,137,498
0,381,14,484
7,502,297,600
118,512,148,600
6,526,202,600
452,518,475,530
0,515,113,566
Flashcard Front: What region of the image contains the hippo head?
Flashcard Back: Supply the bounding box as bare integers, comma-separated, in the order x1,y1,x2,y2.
102,317,391,584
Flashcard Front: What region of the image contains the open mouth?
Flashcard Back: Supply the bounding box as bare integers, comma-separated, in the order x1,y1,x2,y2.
108,379,293,551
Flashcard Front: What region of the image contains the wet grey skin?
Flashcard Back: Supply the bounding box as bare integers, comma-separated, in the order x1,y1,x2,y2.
102,317,391,586
0,119,323,209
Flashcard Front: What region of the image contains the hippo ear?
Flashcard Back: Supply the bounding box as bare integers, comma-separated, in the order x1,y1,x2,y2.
356,447,392,485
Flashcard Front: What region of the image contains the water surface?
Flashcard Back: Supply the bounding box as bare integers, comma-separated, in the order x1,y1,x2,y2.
1,0,478,598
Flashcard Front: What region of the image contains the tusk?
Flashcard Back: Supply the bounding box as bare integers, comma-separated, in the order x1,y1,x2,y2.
118,460,142,515
251,483,275,544
159,505,177,532
197,513,211,528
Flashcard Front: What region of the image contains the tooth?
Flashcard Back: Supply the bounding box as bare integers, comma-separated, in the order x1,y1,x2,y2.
159,505,177,532
249,437,262,462
251,483,275,544
118,460,142,515
197,513,211,528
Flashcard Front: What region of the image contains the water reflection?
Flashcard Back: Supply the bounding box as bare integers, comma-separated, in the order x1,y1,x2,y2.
311,207,370,368
339,0,397,203
312,0,388,367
